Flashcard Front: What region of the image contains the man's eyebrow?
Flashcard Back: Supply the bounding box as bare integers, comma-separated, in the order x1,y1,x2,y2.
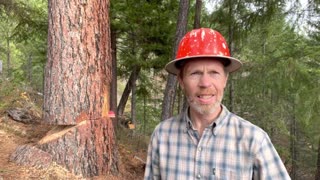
187,68,202,73
208,69,219,73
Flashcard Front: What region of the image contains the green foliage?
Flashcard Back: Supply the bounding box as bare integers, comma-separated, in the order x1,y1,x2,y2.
134,69,164,134
0,0,47,91
112,0,179,134
231,12,320,178
205,0,286,44
112,0,178,77
0,79,20,110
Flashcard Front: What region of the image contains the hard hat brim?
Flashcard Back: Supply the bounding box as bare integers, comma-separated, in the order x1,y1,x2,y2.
165,55,242,75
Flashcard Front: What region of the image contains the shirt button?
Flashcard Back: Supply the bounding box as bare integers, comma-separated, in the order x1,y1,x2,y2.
198,147,202,151
197,174,201,179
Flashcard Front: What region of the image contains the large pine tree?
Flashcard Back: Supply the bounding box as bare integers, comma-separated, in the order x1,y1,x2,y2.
11,0,119,177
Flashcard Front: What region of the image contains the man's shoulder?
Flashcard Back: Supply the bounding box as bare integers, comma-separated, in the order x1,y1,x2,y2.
224,113,273,154
228,113,268,139
221,106,266,135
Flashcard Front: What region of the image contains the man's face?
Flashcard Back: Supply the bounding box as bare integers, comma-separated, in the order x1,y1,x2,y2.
178,58,228,115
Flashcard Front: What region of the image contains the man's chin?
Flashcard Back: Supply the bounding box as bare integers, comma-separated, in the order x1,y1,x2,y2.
191,103,220,115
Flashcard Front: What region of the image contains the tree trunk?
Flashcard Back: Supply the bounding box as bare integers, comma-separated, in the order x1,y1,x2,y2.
143,95,147,134
162,75,178,120
43,0,113,125
27,53,33,85
161,0,190,121
110,27,118,127
117,66,141,117
193,0,202,29
179,0,203,114
177,86,182,113
11,0,119,177
6,31,10,78
131,66,138,127
228,80,235,112
0,60,2,74
227,0,235,112
315,137,320,180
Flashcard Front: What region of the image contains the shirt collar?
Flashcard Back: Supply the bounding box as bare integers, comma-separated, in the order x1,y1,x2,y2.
212,105,230,135
183,105,231,135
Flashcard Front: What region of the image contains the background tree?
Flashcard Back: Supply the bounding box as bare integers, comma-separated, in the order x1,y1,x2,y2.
177,0,204,114
161,0,190,121
193,0,202,28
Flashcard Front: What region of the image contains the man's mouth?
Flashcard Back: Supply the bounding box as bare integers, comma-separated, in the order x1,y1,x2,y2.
197,94,215,104
198,95,214,99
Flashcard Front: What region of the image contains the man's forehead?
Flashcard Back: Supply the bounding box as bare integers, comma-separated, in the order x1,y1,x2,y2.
183,58,226,69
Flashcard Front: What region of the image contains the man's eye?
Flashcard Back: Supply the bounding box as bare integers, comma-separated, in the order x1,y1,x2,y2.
191,72,200,75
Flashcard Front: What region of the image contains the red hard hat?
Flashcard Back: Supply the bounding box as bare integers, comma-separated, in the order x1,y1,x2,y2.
165,28,242,75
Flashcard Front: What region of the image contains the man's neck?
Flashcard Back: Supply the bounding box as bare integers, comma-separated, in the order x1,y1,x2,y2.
189,106,222,136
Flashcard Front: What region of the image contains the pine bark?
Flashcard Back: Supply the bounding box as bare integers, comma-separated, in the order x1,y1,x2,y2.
11,0,119,177
161,0,190,121
44,0,111,125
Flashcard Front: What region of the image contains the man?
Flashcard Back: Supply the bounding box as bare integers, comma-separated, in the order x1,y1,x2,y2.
144,28,291,179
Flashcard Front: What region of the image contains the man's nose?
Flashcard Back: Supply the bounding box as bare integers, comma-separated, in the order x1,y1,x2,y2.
198,74,212,88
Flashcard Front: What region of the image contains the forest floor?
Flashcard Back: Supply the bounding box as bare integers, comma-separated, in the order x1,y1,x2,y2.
0,90,146,180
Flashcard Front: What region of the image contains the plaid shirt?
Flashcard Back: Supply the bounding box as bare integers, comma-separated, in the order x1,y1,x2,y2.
144,105,291,180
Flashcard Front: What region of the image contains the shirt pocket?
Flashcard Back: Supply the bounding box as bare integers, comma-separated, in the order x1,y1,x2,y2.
211,168,251,180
